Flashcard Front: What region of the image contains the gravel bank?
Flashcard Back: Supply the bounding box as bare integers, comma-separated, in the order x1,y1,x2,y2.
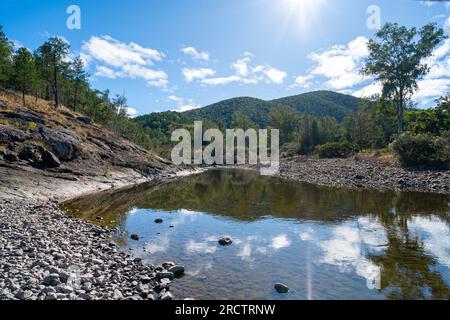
0,200,181,300
277,156,450,194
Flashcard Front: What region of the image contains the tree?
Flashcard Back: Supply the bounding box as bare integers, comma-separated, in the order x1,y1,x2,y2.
0,26,13,92
13,48,35,106
362,23,446,134
36,37,70,107
231,111,256,130
268,107,301,144
71,56,88,111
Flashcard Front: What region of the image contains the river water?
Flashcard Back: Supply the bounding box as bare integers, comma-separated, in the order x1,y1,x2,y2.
62,169,450,300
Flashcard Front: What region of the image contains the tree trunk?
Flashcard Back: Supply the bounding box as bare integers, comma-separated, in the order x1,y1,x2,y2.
397,95,404,134
53,59,59,108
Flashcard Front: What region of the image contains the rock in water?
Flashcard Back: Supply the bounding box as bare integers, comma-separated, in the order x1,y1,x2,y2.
130,234,140,241
274,283,289,293
168,265,185,277
218,237,233,246
156,272,175,280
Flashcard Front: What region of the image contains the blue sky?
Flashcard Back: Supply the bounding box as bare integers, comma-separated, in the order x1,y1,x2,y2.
1,0,449,115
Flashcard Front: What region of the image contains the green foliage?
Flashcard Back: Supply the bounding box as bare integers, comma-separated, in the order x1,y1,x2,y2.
0,26,163,152
0,26,13,88
405,95,450,136
362,22,447,133
232,111,257,130
392,133,449,167
13,47,35,105
268,107,300,144
315,141,357,159
343,98,397,149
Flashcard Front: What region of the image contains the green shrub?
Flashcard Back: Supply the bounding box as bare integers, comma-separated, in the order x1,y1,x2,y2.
392,133,449,167
315,141,357,159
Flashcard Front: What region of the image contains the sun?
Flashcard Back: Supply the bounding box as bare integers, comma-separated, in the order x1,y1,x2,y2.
277,0,327,34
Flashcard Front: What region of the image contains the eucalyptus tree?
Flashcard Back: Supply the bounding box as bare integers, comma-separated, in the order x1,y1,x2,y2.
362,23,446,133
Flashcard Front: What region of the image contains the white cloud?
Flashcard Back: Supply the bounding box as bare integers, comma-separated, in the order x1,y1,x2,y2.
82,35,163,67
95,66,118,79
352,82,382,98
201,75,241,85
305,34,450,106
307,36,369,90
125,107,139,117
253,65,287,84
82,35,168,88
168,95,202,112
232,56,251,77
181,46,210,62
182,67,216,82
199,53,287,86
290,74,314,89
445,15,450,32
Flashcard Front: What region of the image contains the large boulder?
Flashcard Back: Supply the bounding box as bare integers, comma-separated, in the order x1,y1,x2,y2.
18,143,60,168
0,124,26,143
39,127,81,161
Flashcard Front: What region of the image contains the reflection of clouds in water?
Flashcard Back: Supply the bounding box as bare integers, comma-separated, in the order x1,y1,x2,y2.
144,234,170,254
256,247,268,255
318,218,387,290
271,234,291,250
170,209,201,227
409,216,450,268
233,234,292,261
237,243,253,262
186,240,217,254
178,209,200,216
299,227,314,241
128,208,138,215
186,260,214,277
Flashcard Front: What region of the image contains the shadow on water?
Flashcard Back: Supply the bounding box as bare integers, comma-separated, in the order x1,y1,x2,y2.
62,169,450,300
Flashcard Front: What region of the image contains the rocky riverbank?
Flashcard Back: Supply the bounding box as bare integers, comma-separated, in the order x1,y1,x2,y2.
277,156,450,194
0,200,186,300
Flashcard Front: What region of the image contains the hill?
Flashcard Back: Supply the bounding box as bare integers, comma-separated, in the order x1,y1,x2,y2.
136,91,363,130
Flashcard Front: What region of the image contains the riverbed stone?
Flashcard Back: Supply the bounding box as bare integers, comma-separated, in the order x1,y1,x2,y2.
168,265,185,277
130,234,140,241
218,237,233,246
156,272,174,280
274,283,289,293
0,200,184,300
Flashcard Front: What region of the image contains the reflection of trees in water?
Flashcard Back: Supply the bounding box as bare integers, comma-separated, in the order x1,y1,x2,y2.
62,169,449,223
61,169,450,299
368,211,450,299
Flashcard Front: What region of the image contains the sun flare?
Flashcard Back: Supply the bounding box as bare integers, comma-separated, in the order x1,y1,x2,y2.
278,0,327,34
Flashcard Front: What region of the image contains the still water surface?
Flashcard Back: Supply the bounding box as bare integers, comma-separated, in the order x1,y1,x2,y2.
62,169,450,300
